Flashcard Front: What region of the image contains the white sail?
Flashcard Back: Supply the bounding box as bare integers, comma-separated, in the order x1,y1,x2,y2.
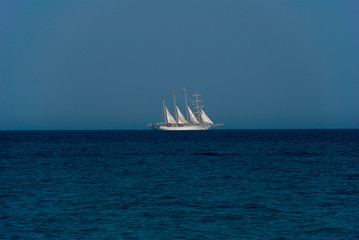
188,106,199,124
165,107,176,124
200,109,214,125
176,106,188,124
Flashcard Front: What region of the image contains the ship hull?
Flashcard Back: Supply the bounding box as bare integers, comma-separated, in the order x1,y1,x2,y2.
148,124,211,131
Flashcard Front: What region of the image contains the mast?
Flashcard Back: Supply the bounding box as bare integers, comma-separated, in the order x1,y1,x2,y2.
162,97,167,124
184,88,189,124
193,92,203,124
173,91,178,124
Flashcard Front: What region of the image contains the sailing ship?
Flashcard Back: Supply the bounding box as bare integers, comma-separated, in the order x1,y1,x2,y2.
147,89,222,131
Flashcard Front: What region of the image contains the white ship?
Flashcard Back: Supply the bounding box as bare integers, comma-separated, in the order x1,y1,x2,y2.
147,89,222,131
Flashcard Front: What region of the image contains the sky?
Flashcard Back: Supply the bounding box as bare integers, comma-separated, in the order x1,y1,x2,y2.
1,0,358,130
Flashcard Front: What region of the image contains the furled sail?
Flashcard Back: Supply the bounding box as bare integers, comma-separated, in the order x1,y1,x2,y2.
200,109,214,125
188,106,199,124
176,106,188,124
165,107,176,124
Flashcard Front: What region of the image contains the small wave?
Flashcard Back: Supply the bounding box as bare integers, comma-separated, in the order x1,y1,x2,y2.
194,152,242,156
243,203,263,210
33,151,52,157
195,152,220,156
159,195,177,200
280,150,322,156
79,227,100,232
346,174,359,179
302,227,344,234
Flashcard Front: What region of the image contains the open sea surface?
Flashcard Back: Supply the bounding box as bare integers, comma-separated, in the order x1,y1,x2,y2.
1,129,359,239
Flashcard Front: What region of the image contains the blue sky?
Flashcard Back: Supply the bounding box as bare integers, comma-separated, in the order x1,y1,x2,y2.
1,0,358,130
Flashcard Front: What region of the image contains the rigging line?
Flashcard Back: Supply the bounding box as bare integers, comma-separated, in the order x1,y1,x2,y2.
187,92,196,108
188,91,206,108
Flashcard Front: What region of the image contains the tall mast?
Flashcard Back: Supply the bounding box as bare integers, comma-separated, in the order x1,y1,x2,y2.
184,88,189,124
193,92,203,124
173,91,178,124
162,97,167,124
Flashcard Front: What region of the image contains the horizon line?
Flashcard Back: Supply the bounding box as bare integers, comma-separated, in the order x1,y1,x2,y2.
1,128,358,131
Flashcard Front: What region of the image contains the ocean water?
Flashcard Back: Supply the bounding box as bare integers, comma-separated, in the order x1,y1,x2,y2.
1,130,358,239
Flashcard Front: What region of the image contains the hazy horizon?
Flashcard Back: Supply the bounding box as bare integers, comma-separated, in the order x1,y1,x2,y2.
1,128,358,132
1,0,358,130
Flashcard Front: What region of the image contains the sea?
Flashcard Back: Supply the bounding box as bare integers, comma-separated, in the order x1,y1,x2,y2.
1,129,358,240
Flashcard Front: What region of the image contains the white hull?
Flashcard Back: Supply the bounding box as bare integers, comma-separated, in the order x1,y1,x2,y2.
148,124,211,131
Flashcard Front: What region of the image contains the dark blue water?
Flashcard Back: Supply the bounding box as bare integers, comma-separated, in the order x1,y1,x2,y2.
1,130,359,239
